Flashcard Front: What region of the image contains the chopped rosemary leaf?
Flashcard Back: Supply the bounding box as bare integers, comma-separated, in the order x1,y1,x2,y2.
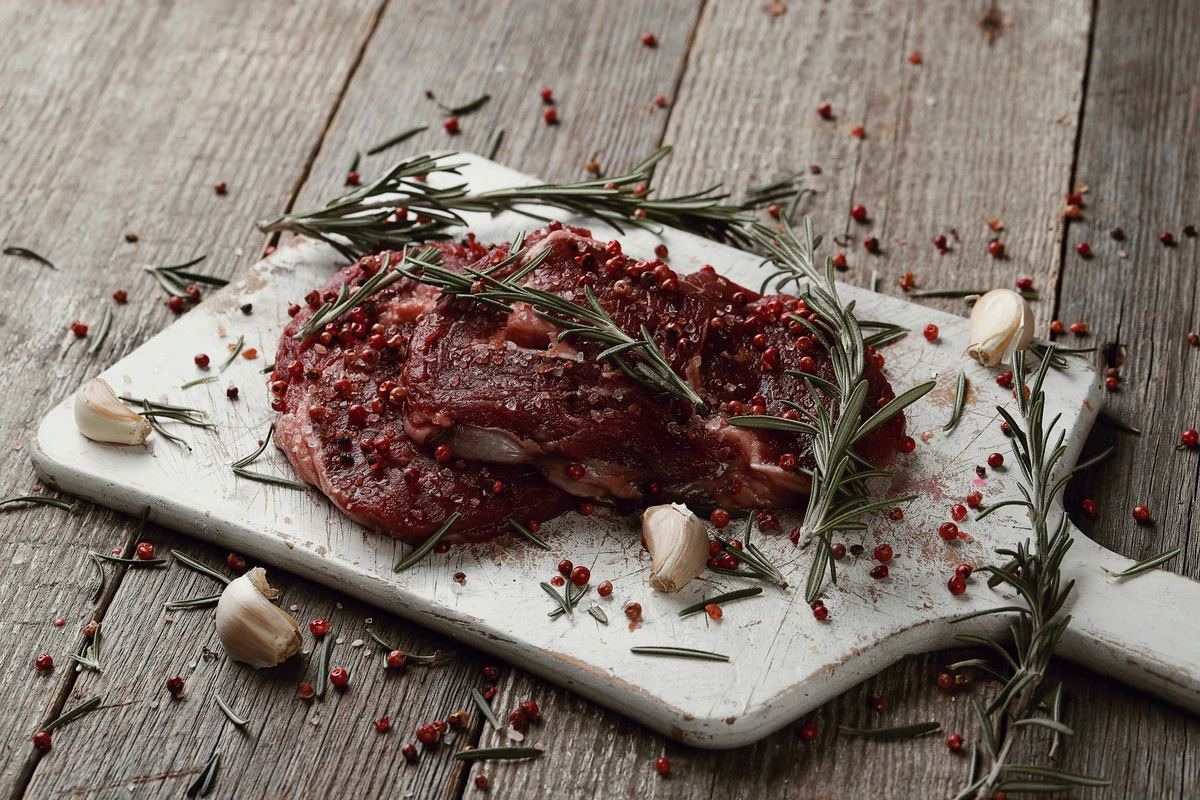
41,695,102,733
454,747,543,762
869,269,879,293
839,721,941,739
0,494,76,511
484,127,504,160
944,370,967,432
348,150,361,174
182,376,218,389
89,552,106,601
630,646,730,662
471,687,502,730
911,288,1039,301
541,581,573,617
88,551,167,567
170,549,232,585
231,467,308,490
393,512,460,572
364,627,455,666
588,605,609,624
214,694,249,727
232,424,274,468
1072,446,1114,474
437,93,490,116
186,747,221,798
678,587,763,616
3,245,56,269
144,255,223,298
1107,548,1181,578
508,517,551,549
366,125,428,155
164,594,222,610
87,306,112,354
314,633,333,699
218,335,244,372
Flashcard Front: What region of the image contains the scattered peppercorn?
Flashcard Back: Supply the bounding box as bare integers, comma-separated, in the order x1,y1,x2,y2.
570,565,591,586
624,602,643,621
869,564,889,579
937,672,954,691
401,743,417,761
298,683,315,699
309,618,329,636
1069,321,1088,335
710,508,730,528
946,733,963,751
987,452,1004,468
813,604,829,621
329,667,349,687
800,722,819,741
32,731,51,752
939,522,959,541
124,233,139,243
597,580,613,597
947,574,967,595
1190,332,1200,346
443,117,460,134
475,774,489,790
654,94,667,107
167,675,185,696
226,385,239,400
346,171,361,186
641,32,657,47
987,240,1005,258
1063,204,1082,219
923,324,939,341
1080,498,1097,518
1049,320,1064,334
375,716,390,732
831,543,847,559
35,653,53,671
1109,227,1125,240
213,181,227,195
70,321,88,337
1075,242,1092,257
168,295,184,313
851,124,865,138
1132,505,1150,523
655,757,671,775
1184,224,1196,237
956,564,973,580
850,204,868,222
832,253,847,269
863,236,879,253
1182,429,1199,447
112,289,128,303
817,102,832,119
135,541,154,559
543,107,558,125
873,543,893,562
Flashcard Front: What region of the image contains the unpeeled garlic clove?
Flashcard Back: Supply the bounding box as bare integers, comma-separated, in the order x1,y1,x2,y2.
74,378,152,445
215,567,303,668
965,289,1034,367
642,503,710,593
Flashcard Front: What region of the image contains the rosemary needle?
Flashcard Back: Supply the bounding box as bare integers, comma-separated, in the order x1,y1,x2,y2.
484,128,504,160
677,587,763,616
540,581,573,617
314,634,333,699
214,694,249,727
41,695,102,733
88,552,167,567
630,646,730,662
187,747,221,798
437,92,490,116
89,552,106,601
170,549,232,585
393,512,460,572
366,125,428,156
87,306,112,355
944,370,967,432
164,594,222,610
0,494,76,511
508,517,551,550
3,245,56,269
588,606,609,624
181,376,217,389
1108,548,1181,578
454,747,543,762
838,721,941,739
218,335,244,372
471,688,502,730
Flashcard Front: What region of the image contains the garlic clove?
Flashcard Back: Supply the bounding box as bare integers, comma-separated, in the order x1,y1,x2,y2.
74,378,152,445
215,567,303,668
965,289,1035,367
642,503,710,593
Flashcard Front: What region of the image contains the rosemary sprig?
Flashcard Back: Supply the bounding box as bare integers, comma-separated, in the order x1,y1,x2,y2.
839,721,941,739
214,694,249,727
144,256,224,298
951,349,1112,800
186,747,221,798
170,549,232,585
70,623,104,673
41,695,102,733
944,370,967,432
507,518,551,549
393,512,460,572
732,219,935,603
471,687,502,730
257,147,799,260
540,581,573,617
396,234,709,413
484,128,504,160
677,587,763,616
0,494,76,512
436,93,490,116
859,320,908,348
87,306,112,354
712,535,786,587
144,401,190,450
454,747,543,762
366,125,428,156
1106,548,1181,578
218,335,244,371
629,646,730,662
4,245,56,269
314,634,333,700
182,376,217,389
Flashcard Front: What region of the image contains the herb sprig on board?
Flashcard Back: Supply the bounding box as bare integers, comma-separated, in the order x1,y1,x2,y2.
257,147,801,260
727,219,935,603
950,349,1111,799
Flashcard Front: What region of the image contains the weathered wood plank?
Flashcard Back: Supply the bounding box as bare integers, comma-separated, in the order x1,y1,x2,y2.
1055,0,1200,795
0,0,384,796
19,1,703,798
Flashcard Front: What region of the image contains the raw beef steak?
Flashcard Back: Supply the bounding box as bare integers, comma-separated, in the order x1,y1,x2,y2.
271,239,577,543
401,223,906,509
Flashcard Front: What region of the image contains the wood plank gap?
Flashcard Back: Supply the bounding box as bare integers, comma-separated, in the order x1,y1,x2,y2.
8,518,142,800
263,0,391,255
1051,0,1102,326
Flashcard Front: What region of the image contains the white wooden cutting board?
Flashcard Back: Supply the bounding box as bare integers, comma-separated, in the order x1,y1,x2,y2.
31,155,1200,748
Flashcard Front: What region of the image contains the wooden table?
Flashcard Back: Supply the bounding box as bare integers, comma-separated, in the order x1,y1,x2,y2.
2,2,1196,797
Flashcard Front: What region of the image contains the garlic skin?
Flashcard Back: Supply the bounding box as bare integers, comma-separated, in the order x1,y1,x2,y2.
74,378,152,445
642,503,710,593
966,289,1034,367
214,568,303,668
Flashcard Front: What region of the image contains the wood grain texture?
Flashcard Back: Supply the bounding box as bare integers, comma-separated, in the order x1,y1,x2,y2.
659,0,1090,326
1055,0,1200,795
19,1,704,798
0,0,383,797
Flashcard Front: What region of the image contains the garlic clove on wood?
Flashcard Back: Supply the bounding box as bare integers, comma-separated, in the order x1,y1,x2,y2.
74,378,152,445
214,567,303,668
642,503,710,593
965,289,1034,367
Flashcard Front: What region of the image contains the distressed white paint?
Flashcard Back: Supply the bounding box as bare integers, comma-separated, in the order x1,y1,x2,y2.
31,156,1200,747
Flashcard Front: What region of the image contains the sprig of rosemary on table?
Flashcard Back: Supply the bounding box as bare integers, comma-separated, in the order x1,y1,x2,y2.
230,423,308,490
144,256,225,298
950,349,1111,799
728,219,935,603
257,147,801,260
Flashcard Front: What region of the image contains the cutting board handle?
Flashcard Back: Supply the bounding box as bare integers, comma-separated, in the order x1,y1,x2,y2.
1058,529,1200,712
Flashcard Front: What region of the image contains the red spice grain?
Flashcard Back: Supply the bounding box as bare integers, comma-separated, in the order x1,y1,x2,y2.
909,51,922,64
947,575,967,595
167,676,185,696
1132,505,1150,523
597,580,613,597
443,117,460,134
213,181,227,195
32,731,51,752
112,289,128,303
543,107,558,125
946,733,963,751
1081,498,1097,518
329,667,349,687
135,542,154,559
851,125,865,138
817,102,832,119
874,543,893,562
923,324,939,341
987,240,1006,258
655,757,671,774
70,321,88,337
475,774,489,789
1075,242,1091,257
939,522,959,541
641,32,657,47
35,654,53,671
800,722,819,741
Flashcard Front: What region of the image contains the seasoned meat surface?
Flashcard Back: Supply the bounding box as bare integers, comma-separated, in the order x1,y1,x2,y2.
401,224,905,509
271,239,576,543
